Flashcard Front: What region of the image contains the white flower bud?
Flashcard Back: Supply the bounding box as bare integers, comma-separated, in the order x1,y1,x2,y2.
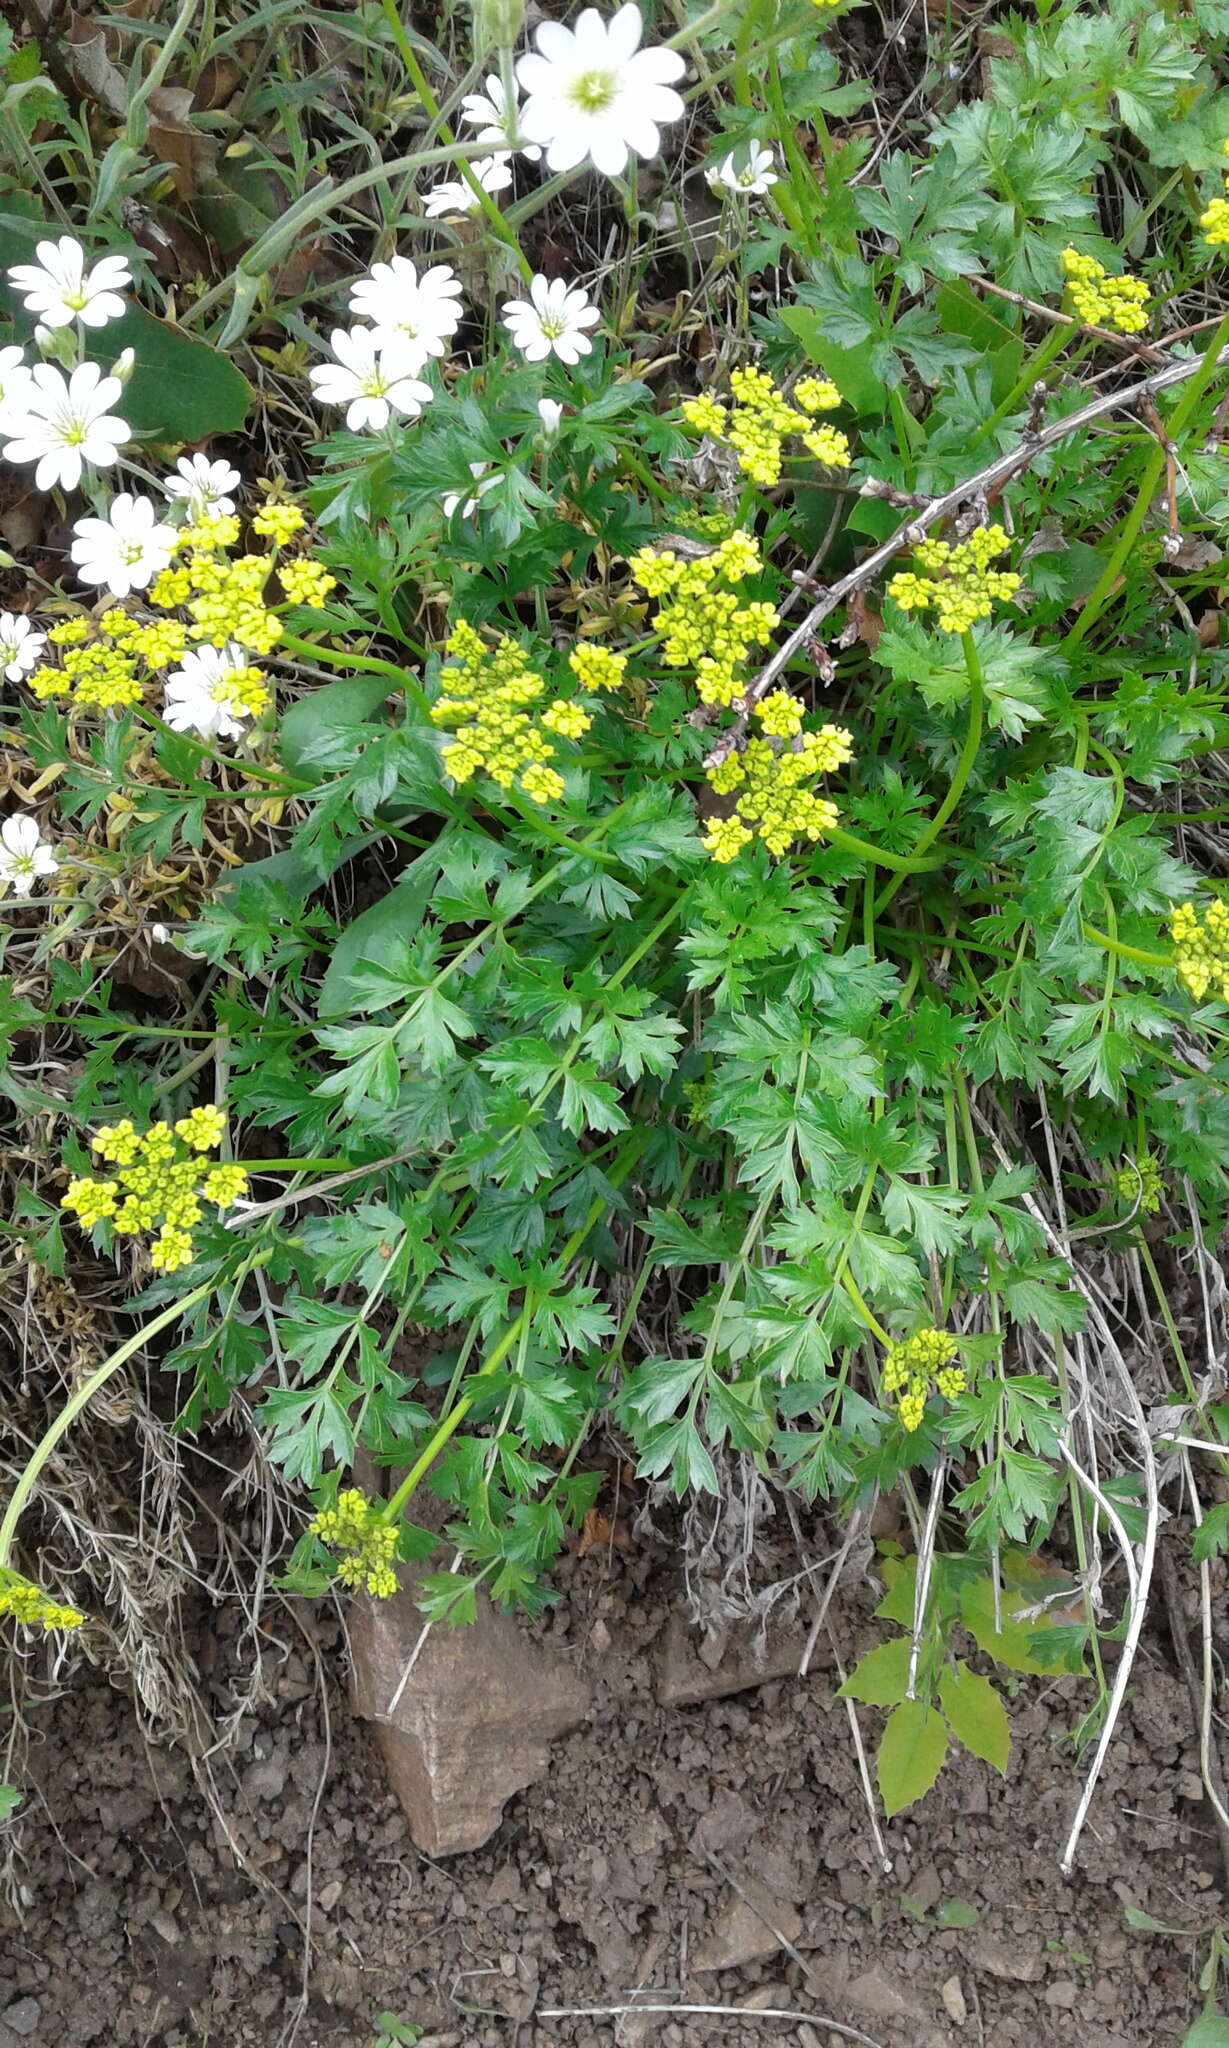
110,346,136,385
537,398,563,438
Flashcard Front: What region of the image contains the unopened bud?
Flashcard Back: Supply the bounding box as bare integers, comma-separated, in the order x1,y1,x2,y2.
536,398,562,439
33,323,74,368
110,346,136,385
470,0,524,56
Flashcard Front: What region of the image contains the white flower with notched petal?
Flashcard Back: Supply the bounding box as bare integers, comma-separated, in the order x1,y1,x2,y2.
516,3,685,178
2,361,130,492
8,236,132,329
0,814,58,898
709,144,778,197
0,347,33,433
348,258,463,367
70,494,178,598
308,328,434,433
424,154,514,220
442,462,501,520
0,613,47,683
459,73,542,161
163,643,255,741
162,453,242,519
502,274,599,364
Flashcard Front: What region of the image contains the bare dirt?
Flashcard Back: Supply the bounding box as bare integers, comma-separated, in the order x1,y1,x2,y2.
0,1507,1220,2048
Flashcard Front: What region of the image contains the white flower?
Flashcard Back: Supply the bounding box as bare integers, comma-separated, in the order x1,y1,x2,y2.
516,3,685,178
162,643,254,740
0,347,33,433
0,814,58,898
502,273,599,364
0,612,46,682
424,154,514,219
7,236,132,329
537,398,564,436
442,462,501,520
69,493,178,598
348,258,464,367
709,144,778,197
308,327,435,433
3,361,130,492
459,73,542,160
162,453,241,518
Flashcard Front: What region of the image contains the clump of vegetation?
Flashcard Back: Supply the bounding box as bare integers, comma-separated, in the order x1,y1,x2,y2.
2,0,1229,1980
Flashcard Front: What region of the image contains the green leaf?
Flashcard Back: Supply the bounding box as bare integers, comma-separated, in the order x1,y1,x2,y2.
779,304,887,415
278,673,395,777
839,1635,912,1707
877,1699,948,1817
959,1576,1048,1677
934,1898,980,1929
1182,2018,1229,2048
0,1784,19,1823
1192,1502,1229,1565
937,1661,1010,1774
317,867,438,1021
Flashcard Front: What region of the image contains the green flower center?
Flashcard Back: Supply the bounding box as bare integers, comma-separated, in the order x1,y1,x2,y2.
570,68,616,113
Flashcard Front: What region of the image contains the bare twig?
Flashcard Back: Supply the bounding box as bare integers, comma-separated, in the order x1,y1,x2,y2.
536,2003,884,2043
740,340,1229,722
826,1628,893,1875
1158,1522,1229,1890
907,1453,946,1702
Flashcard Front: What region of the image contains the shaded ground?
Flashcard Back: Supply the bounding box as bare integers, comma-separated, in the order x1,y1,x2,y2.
0,1510,1219,2048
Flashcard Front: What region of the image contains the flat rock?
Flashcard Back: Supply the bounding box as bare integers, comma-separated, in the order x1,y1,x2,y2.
967,1931,1045,1984
657,1612,828,1705
692,1878,802,1970
350,1576,589,1856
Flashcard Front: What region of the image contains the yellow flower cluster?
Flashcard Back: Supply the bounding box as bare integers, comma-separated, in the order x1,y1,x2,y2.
1201,141,1229,248
432,620,593,804
704,711,852,861
25,499,331,722
681,367,850,488
630,532,777,709
1171,897,1229,1003
882,1328,966,1432
152,517,284,654
251,502,306,544
61,1109,248,1273
1110,1150,1163,1215
1060,248,1149,334
569,645,627,692
0,1570,84,1631
29,611,190,711
887,523,1020,633
309,1488,398,1598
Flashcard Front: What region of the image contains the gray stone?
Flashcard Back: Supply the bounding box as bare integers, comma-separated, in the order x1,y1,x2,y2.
657,1612,829,1705
1044,1980,1080,2010
969,1932,1045,1984
2,2003,40,2039
350,1576,589,1856
941,1974,968,2024
692,1878,803,1971
244,1755,287,1801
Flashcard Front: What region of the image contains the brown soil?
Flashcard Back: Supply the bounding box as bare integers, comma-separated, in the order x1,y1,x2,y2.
0,1518,1218,2048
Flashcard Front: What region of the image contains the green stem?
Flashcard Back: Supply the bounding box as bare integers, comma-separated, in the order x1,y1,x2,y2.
1082,925,1170,970
0,1278,219,1567
381,1136,648,1524
875,629,984,914
1063,310,1229,652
